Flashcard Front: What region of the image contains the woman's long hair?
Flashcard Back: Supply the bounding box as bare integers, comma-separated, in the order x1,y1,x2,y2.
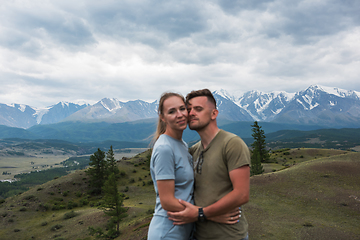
150,92,185,146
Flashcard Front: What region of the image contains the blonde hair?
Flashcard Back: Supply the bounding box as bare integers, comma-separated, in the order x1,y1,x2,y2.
150,92,185,146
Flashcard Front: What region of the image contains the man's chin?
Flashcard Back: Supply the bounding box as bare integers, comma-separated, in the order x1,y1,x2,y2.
189,124,201,131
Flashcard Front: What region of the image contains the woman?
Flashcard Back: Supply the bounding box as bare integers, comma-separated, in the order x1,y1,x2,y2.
148,92,194,239
148,92,240,239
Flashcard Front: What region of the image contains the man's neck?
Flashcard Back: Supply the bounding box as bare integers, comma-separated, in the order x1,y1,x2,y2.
198,124,220,150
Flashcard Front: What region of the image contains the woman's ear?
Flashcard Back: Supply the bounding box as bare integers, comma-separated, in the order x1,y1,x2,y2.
160,114,166,123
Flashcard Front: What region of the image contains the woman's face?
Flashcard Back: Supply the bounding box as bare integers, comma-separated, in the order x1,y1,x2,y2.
161,96,188,132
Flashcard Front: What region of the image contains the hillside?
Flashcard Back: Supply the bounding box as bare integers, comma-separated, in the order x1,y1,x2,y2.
0,149,359,239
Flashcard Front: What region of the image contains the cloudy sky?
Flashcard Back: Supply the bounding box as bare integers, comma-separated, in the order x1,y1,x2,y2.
0,0,359,108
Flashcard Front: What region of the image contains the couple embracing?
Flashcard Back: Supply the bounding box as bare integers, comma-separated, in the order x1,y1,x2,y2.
148,89,250,240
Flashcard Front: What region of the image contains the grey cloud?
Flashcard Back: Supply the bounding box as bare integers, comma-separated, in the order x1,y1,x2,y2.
86,0,206,46
0,2,96,54
216,0,272,14
268,0,360,44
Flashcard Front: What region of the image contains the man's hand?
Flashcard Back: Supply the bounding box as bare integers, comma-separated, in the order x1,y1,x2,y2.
167,199,199,225
208,207,241,224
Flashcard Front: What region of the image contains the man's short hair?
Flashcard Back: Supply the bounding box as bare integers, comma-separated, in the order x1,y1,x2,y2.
186,89,217,108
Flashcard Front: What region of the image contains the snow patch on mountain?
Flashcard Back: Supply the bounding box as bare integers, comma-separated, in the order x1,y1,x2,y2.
33,107,50,124
100,98,123,112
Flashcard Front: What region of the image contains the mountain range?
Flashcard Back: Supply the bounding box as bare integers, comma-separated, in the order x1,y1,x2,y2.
1,85,360,129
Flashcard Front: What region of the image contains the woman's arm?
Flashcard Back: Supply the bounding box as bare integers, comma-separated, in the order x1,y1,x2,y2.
157,179,186,212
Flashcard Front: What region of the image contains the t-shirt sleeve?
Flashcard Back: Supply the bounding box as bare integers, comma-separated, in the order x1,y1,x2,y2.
225,136,251,172
153,144,175,181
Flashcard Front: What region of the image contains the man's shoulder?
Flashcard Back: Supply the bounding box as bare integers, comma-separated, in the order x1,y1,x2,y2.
218,130,248,149
218,129,242,142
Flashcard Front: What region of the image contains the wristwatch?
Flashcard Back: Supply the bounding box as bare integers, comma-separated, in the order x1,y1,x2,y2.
198,207,206,222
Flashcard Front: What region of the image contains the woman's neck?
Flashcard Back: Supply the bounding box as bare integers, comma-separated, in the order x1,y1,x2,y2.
164,129,183,140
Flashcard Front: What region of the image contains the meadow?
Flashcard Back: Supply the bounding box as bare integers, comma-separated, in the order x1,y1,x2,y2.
0,148,358,240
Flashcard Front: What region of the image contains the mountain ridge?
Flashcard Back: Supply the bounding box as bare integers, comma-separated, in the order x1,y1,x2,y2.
1,84,360,129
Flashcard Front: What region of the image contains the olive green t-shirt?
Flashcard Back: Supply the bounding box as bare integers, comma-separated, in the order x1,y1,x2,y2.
190,130,250,240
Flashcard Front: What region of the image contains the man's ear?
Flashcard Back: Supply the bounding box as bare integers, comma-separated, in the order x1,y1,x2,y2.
211,109,219,120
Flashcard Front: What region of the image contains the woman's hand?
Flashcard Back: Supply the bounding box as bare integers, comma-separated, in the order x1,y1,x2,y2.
207,207,241,225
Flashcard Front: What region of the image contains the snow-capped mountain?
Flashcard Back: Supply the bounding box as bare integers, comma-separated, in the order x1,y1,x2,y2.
64,98,158,123
216,84,360,127
1,85,360,129
0,102,89,128
271,85,360,127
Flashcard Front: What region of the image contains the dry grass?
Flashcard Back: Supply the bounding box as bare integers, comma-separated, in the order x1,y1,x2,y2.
247,151,360,240
0,148,359,240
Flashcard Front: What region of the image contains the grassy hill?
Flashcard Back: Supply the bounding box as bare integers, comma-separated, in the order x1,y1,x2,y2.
0,149,359,239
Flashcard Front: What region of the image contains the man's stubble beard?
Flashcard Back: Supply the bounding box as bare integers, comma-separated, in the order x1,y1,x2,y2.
188,120,210,132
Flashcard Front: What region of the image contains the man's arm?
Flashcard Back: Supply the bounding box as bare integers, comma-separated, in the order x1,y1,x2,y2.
167,165,250,224
203,165,250,217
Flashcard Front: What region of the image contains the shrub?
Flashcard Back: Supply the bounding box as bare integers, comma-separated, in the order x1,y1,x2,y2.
67,201,78,209
41,221,48,226
75,192,82,198
80,198,89,206
51,224,63,231
39,203,50,211
19,207,27,212
64,211,78,219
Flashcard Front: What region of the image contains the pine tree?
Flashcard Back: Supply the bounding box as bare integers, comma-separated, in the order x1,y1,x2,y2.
86,148,107,195
250,150,264,176
251,121,270,163
106,145,120,178
101,173,128,238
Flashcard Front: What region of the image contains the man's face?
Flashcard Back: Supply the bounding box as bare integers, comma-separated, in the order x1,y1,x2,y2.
187,96,214,131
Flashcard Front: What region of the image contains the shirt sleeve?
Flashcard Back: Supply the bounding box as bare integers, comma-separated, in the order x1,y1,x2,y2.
153,144,175,181
225,136,251,172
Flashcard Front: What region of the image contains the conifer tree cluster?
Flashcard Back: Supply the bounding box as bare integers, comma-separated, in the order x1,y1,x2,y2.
86,145,127,238
250,121,269,176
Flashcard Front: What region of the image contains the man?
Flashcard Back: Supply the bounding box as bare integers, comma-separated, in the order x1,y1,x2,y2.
167,89,250,240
